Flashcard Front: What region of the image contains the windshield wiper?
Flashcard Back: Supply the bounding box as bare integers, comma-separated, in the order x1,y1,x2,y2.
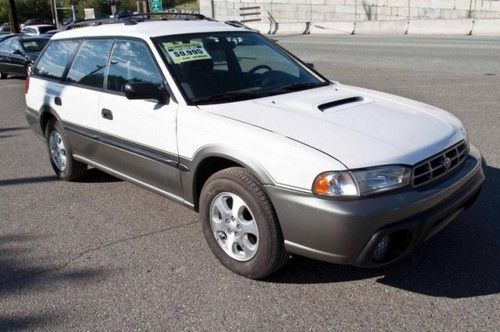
194,91,264,104
278,81,331,92
194,82,331,105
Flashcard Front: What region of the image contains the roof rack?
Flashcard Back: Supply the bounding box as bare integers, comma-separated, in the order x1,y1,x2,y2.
64,12,212,30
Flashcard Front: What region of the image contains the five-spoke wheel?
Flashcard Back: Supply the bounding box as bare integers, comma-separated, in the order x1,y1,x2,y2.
210,192,259,261
45,119,87,181
200,167,287,279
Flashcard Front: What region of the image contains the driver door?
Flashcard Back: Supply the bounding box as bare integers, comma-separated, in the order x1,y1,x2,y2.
8,39,27,75
0,38,18,74
97,39,181,197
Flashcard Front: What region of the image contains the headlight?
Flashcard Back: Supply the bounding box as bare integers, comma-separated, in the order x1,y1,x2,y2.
313,165,411,197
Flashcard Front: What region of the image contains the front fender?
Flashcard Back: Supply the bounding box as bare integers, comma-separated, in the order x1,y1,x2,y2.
180,144,275,207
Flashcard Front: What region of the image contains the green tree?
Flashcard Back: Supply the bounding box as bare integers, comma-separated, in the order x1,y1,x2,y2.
0,0,52,23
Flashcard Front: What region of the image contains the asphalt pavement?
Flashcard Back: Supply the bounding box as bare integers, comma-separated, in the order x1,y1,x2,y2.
0,35,499,330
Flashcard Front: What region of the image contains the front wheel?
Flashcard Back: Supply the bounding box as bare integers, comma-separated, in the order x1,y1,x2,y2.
199,167,287,279
0,70,6,79
45,119,87,181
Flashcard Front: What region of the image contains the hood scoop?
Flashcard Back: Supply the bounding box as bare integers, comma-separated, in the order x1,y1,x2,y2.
318,96,364,112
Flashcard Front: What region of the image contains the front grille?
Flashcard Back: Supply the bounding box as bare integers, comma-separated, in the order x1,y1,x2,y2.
412,141,468,188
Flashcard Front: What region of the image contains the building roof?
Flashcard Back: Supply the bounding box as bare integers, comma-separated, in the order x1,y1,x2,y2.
52,20,246,40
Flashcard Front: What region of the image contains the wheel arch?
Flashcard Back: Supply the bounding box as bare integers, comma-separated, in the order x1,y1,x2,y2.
183,145,275,211
39,106,62,137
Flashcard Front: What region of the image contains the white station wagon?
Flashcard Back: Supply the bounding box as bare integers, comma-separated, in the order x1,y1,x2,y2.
25,14,484,278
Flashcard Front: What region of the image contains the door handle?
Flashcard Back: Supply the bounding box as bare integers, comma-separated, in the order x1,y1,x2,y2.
101,108,113,120
54,97,62,106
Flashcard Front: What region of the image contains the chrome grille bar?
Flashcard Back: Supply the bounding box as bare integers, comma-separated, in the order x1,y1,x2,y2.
412,141,468,188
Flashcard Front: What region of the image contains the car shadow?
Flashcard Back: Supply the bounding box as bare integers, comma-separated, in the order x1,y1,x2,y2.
0,126,29,139
0,126,29,134
0,234,108,330
0,175,58,187
0,169,121,187
265,165,499,299
77,168,122,183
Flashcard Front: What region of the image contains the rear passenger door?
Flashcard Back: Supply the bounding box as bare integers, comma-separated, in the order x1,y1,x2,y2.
97,39,181,197
58,39,113,160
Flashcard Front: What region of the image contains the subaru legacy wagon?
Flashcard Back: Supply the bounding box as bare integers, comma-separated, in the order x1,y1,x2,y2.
24,15,484,278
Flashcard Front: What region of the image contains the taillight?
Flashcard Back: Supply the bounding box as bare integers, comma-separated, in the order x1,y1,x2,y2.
24,75,30,94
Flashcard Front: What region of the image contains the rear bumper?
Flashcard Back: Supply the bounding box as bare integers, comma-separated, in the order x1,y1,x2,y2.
265,144,485,267
25,107,44,140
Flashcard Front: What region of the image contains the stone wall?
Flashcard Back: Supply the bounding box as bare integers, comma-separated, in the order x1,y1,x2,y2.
199,0,500,23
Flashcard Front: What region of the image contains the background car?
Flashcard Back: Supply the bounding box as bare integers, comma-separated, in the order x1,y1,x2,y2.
21,25,56,36
0,23,10,33
42,29,60,37
0,33,21,43
0,36,49,78
21,19,52,29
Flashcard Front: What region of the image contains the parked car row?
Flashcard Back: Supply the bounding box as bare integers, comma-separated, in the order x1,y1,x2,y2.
0,35,49,78
0,19,60,78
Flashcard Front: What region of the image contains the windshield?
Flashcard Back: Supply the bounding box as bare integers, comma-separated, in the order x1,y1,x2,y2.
21,39,48,52
38,26,55,33
155,31,328,104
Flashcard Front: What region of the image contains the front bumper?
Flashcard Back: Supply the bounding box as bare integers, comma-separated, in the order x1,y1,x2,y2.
265,144,485,267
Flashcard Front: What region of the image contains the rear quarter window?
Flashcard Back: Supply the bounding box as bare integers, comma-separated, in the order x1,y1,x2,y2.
33,40,79,80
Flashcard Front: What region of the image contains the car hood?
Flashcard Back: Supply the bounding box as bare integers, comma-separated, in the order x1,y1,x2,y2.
198,84,465,169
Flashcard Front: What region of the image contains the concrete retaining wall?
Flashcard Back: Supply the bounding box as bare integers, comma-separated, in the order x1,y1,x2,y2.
200,0,500,23
248,18,500,36
407,18,474,34
472,18,500,34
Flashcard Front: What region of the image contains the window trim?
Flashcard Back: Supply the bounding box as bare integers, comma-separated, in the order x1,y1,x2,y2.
151,31,330,106
63,38,114,92
31,36,173,101
103,37,166,98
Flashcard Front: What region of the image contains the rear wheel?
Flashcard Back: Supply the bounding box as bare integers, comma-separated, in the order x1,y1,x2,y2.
0,70,6,79
199,167,288,279
45,119,87,181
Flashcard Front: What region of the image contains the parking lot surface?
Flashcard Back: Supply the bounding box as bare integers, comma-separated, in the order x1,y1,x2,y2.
1,35,499,330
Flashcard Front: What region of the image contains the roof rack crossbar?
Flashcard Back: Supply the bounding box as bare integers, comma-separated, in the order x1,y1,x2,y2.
64,12,212,30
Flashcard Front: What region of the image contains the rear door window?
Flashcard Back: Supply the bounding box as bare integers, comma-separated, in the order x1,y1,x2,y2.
106,39,163,93
66,39,113,89
33,40,79,80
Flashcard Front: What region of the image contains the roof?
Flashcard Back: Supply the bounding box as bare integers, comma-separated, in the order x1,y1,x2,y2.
52,20,246,41
23,24,56,28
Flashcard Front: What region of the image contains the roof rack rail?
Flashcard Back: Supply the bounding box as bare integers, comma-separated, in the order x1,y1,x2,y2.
64,12,212,30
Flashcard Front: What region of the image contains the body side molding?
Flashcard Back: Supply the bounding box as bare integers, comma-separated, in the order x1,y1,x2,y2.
73,154,195,209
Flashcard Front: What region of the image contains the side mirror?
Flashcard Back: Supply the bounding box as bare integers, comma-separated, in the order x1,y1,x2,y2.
306,62,315,69
124,82,169,104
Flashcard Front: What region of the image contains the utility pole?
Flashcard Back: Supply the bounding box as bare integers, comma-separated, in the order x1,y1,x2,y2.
51,0,60,29
7,0,20,33
107,0,120,16
70,0,78,22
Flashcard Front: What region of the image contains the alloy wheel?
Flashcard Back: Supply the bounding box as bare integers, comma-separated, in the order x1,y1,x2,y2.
49,130,67,171
209,192,259,261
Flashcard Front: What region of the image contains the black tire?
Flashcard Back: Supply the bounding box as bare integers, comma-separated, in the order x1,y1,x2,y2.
199,167,288,279
45,119,87,181
0,70,6,79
